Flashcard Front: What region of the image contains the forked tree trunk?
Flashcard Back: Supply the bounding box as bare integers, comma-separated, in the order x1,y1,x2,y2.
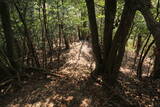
103,1,136,86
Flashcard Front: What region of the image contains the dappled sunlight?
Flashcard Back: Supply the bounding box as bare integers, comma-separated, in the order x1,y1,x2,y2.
0,42,159,107
0,0,160,106
80,98,91,107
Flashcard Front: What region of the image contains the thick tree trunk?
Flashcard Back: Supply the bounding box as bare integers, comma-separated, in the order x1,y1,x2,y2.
103,0,117,62
0,1,18,70
85,0,103,75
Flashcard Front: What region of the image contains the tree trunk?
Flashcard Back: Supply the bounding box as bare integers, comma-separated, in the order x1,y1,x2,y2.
0,1,18,70
138,0,160,79
85,0,103,76
103,1,136,86
77,26,82,40
103,0,117,63
153,52,160,79
80,11,87,40
137,40,154,79
61,0,70,50
14,2,40,67
42,0,53,52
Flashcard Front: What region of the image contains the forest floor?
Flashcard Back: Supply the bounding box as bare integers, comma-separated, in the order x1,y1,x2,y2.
0,41,160,107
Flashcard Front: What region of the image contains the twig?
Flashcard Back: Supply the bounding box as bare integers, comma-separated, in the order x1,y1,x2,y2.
0,79,13,86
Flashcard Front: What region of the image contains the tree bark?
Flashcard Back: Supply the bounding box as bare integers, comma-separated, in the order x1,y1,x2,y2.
61,0,70,50
103,0,117,62
14,2,40,67
138,0,160,79
85,0,103,75
103,1,136,86
0,1,18,70
42,0,53,52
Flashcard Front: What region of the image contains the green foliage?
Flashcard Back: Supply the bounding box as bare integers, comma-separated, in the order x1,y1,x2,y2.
0,0,159,66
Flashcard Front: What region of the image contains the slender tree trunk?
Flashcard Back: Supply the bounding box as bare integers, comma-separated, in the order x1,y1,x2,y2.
133,34,142,68
14,2,40,67
42,0,53,52
99,10,104,45
138,0,160,79
63,33,70,50
61,0,70,49
85,0,103,76
38,2,45,67
137,34,151,73
77,26,82,40
80,11,87,40
137,40,154,79
136,0,160,78
56,1,62,70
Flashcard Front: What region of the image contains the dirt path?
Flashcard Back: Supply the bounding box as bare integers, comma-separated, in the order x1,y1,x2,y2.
1,42,103,107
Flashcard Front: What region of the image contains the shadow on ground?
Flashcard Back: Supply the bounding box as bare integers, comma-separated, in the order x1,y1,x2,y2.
0,42,159,107
0,72,141,107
